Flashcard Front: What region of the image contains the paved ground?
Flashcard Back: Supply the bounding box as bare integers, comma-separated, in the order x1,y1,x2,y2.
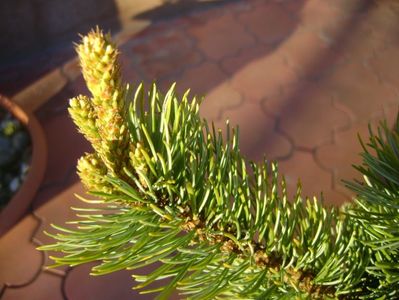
2,0,399,299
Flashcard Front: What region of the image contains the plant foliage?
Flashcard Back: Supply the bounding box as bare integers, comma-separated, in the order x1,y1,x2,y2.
38,29,399,299
346,118,399,299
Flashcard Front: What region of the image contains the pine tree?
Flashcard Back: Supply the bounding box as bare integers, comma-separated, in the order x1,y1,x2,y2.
38,29,399,299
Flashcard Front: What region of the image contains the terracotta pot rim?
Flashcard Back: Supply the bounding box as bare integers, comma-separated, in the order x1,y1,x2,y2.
0,95,47,236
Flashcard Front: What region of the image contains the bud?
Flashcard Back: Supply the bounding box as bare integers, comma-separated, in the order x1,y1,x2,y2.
68,95,100,145
77,153,113,193
74,28,131,177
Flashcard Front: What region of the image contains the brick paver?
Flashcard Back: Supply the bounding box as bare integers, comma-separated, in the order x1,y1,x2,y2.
237,1,298,45
0,216,42,288
33,182,87,266
130,27,202,80
281,29,347,81
200,81,243,121
369,44,399,88
216,102,292,162
2,0,399,299
161,61,227,96
278,150,333,204
221,44,274,75
325,62,398,121
190,12,256,60
64,263,168,300
231,51,299,103
264,82,350,149
315,122,371,199
2,272,63,300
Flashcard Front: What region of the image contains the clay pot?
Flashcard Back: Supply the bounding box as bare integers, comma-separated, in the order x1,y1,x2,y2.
0,95,47,236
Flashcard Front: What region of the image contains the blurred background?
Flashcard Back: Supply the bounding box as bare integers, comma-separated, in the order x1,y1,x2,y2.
1,0,399,299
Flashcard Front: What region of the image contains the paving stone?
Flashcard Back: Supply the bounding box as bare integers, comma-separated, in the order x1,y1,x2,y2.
0,216,42,287
231,50,299,103
64,262,179,300
34,182,91,271
278,150,333,204
226,0,252,13
324,62,399,122
161,62,227,96
321,188,352,207
277,0,306,14
297,1,381,66
260,81,301,116
331,11,388,65
34,182,88,246
315,120,384,198
114,20,151,45
182,3,227,27
221,44,274,75
199,81,242,122
383,102,399,126
264,83,350,149
130,28,202,80
32,169,78,211
324,0,366,13
369,45,399,89
130,17,189,41
361,1,399,46
2,272,63,300
213,102,292,162
189,12,256,60
298,0,354,39
282,28,348,81
238,1,297,45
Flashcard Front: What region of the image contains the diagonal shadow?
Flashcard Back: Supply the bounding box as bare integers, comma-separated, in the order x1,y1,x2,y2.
134,0,241,21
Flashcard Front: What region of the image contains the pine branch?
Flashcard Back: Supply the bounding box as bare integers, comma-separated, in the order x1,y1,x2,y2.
346,116,399,298
37,29,397,299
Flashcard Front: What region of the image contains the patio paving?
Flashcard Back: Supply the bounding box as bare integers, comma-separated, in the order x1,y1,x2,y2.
2,0,399,298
